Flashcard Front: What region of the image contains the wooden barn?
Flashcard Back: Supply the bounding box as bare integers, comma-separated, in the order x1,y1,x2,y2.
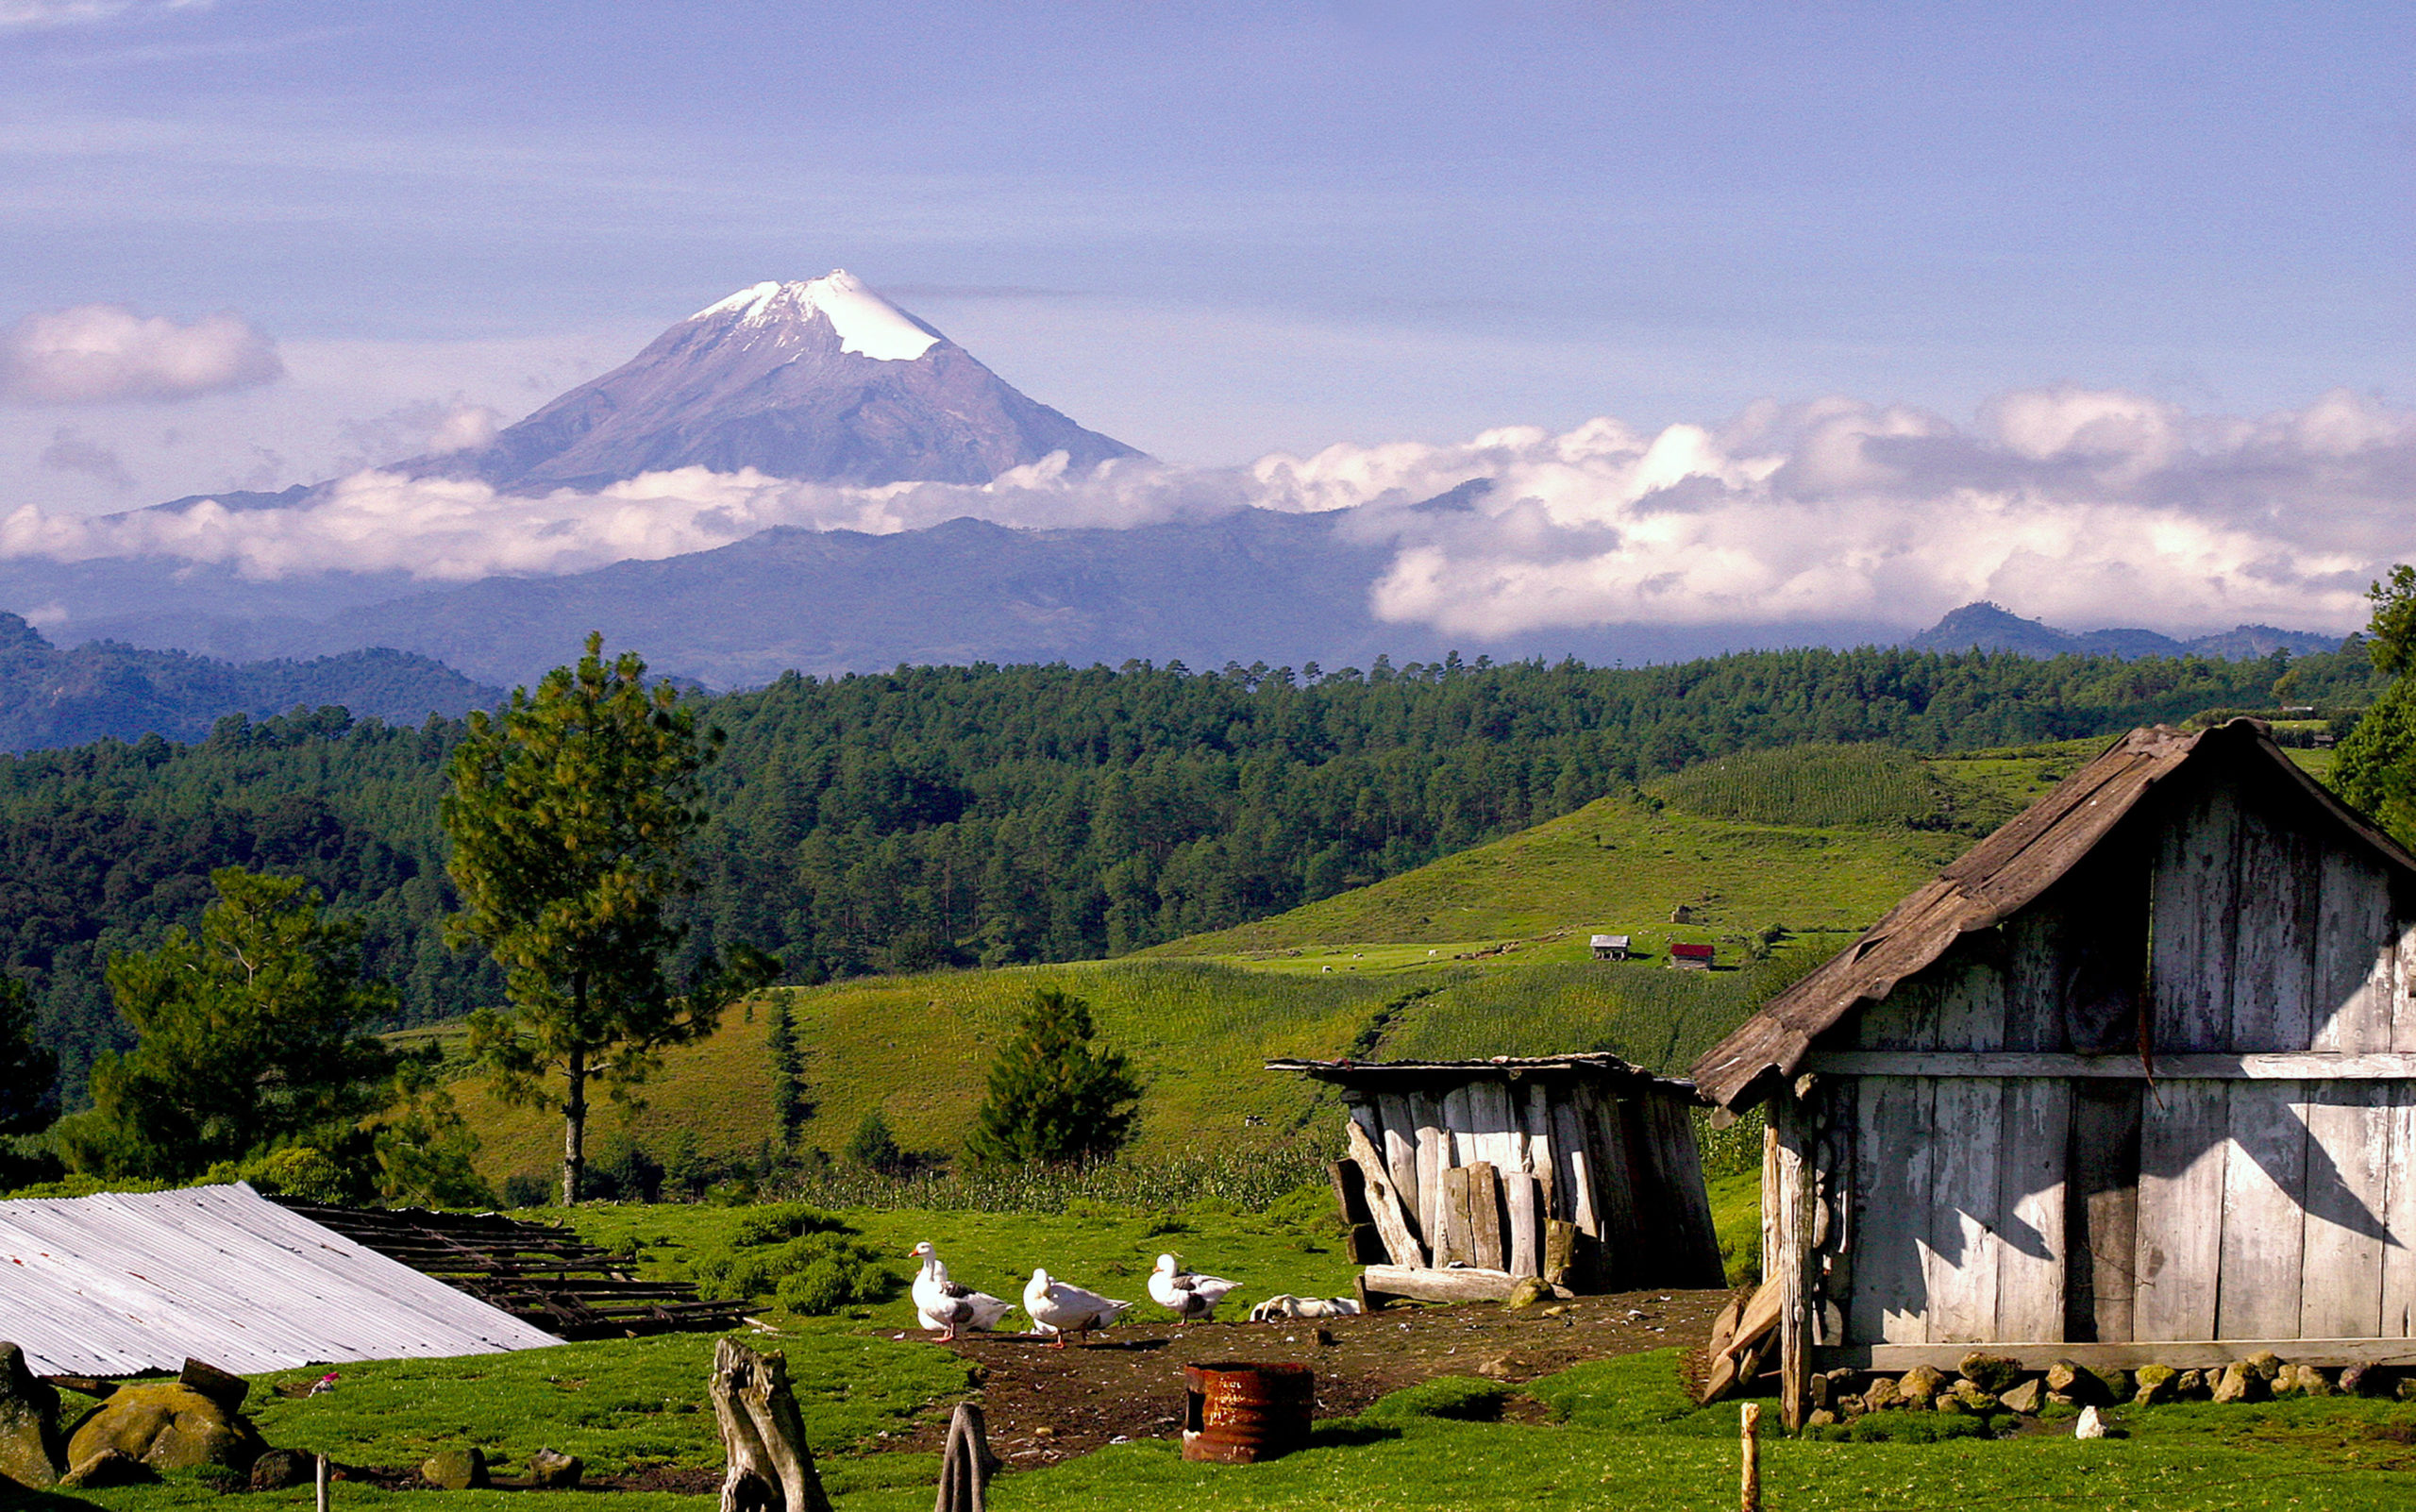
1267,1053,1726,1303
1691,719,2416,1425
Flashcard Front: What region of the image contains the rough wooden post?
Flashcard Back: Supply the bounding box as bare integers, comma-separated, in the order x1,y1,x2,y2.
710,1337,834,1512
932,1403,994,1512
314,1453,329,1512
1739,1402,1762,1512
1772,1084,1818,1432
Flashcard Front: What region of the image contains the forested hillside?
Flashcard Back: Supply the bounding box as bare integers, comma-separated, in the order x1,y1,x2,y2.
0,611,498,750
2,641,2372,1103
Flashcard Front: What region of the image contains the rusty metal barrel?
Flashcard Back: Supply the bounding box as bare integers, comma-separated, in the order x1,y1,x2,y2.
1181,1361,1314,1464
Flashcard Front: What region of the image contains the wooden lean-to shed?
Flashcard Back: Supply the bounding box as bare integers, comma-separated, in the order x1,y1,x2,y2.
1691,720,2416,1426
1267,1053,1726,1303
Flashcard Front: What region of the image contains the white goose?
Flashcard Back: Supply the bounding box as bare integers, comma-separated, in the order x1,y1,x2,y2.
1148,1252,1240,1325
910,1241,1015,1342
1022,1268,1131,1348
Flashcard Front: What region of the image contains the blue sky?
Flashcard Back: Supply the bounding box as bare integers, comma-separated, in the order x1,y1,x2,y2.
1,1,2410,530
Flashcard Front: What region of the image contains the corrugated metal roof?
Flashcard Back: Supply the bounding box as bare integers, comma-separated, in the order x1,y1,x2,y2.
1689,719,2416,1110
0,1183,563,1376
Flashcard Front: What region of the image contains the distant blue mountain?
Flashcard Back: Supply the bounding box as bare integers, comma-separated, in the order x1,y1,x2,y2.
1908,601,2342,661
0,612,498,751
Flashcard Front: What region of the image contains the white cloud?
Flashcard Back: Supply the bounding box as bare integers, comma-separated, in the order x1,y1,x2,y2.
0,385,2408,640
0,303,282,405
0,0,207,29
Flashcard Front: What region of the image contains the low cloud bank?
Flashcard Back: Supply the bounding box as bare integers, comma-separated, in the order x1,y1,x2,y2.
5,384,2409,638
0,303,282,405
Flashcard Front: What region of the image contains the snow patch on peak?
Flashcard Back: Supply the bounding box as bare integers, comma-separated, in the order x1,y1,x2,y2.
689,270,939,361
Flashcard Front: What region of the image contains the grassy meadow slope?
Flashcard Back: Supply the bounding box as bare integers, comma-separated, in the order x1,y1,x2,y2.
451,740,2113,1187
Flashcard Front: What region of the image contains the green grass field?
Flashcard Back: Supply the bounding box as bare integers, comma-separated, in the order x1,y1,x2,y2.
28,1336,2416,1512
447,741,2113,1191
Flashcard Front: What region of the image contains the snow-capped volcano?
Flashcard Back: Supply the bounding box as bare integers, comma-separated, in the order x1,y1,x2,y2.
398,271,1142,491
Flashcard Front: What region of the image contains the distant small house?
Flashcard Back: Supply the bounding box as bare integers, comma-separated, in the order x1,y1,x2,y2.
1669,942,1715,970
1589,933,1631,960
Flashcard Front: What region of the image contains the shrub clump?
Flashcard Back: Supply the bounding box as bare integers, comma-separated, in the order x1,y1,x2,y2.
689,1207,898,1315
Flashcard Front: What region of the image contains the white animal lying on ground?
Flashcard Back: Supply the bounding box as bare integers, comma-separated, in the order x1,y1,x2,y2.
1248,1294,1365,1321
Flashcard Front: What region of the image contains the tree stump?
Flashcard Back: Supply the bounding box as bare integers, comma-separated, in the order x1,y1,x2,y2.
932,1403,996,1512
709,1338,833,1512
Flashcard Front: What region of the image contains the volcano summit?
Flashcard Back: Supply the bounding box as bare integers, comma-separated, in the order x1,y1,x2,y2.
396,271,1143,491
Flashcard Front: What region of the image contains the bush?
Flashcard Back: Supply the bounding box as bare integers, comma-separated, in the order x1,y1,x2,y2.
730,1202,849,1247
1814,1411,1995,1444
500,1171,552,1208
845,1112,906,1174
688,1217,900,1315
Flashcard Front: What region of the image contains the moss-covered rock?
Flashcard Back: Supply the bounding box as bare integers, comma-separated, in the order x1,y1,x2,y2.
2132,1364,2177,1406
421,1446,490,1489
63,1383,262,1473
1958,1352,2023,1395
0,1343,62,1489
1896,1365,1947,1407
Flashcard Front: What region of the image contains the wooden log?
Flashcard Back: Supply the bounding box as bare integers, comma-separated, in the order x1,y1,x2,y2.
1327,1158,1374,1232
1376,1091,1423,1243
1739,1403,1762,1512
1467,1161,1504,1271
709,1336,834,1512
1412,1091,1446,1243
1550,1097,1600,1236
1440,1167,1476,1268
1442,1086,1477,1167
1773,1094,1815,1431
1360,1265,1571,1306
933,1402,994,1512
1503,1171,1540,1277
1345,1121,1428,1268
1542,1219,1577,1285
1520,1083,1558,1213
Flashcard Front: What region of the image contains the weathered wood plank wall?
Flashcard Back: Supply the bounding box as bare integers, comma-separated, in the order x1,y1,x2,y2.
1810,763,2416,1352
1330,1071,1722,1289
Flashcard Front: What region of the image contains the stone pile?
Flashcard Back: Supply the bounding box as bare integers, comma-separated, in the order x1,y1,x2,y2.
1800,1351,2408,1428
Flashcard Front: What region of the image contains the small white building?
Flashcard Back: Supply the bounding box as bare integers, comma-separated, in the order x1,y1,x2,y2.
1589,933,1631,961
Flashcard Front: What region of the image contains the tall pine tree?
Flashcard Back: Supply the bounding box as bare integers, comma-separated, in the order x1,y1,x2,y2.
965,988,1139,1166
443,633,778,1203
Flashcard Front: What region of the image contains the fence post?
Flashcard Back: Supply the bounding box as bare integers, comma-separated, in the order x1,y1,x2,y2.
1739,1402,1761,1512
314,1453,330,1512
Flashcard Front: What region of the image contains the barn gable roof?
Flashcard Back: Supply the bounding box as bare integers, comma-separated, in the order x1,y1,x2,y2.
1690,718,2416,1111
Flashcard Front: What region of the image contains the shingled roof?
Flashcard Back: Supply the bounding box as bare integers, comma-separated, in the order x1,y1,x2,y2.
1689,719,2416,1111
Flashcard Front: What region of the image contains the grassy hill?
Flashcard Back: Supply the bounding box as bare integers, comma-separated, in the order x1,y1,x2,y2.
445,739,2115,1192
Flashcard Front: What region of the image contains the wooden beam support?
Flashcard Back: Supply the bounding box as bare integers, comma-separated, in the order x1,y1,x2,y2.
1345,1121,1429,1268
1771,1089,1817,1432
1361,1264,1571,1306
1820,1339,2416,1371
1803,1050,2416,1081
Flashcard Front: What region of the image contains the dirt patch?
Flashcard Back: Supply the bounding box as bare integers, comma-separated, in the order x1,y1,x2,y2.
890,1287,1729,1470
